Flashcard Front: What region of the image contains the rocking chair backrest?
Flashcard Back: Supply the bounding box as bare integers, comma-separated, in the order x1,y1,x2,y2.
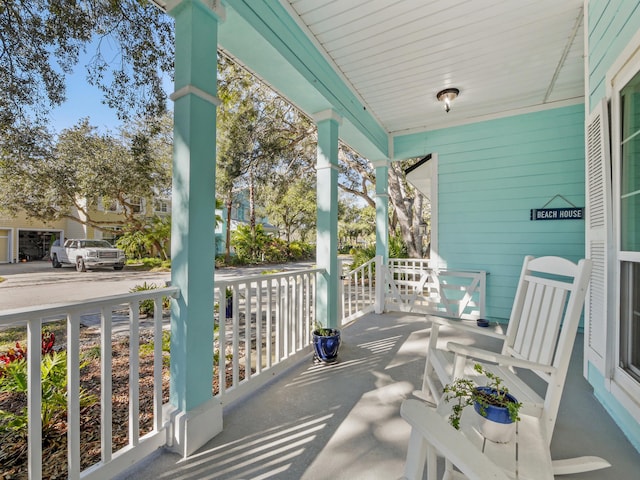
502,256,592,429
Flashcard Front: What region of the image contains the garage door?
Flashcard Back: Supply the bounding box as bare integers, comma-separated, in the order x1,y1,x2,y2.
0,229,9,263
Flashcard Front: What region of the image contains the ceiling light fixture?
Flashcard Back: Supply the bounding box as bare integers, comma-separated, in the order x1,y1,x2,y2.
436,88,460,113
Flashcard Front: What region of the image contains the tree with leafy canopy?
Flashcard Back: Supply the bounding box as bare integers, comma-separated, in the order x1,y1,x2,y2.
337,145,429,258
263,176,316,244
338,201,376,248
0,0,173,136
216,52,316,259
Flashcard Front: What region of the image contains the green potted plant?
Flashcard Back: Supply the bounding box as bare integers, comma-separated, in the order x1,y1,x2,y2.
312,321,341,364
442,363,522,443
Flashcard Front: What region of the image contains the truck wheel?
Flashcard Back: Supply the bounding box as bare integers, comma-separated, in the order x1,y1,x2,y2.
51,254,62,268
114,265,124,271
76,258,86,272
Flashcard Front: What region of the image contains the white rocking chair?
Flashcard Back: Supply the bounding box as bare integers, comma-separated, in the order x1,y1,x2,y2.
416,255,610,475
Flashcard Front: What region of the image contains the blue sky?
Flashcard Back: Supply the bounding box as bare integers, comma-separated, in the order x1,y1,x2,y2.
51,72,120,133
50,47,172,134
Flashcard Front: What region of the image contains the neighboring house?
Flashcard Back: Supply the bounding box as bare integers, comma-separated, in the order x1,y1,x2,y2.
0,196,171,263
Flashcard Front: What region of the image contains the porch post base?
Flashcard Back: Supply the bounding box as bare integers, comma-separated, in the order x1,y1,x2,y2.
166,397,223,458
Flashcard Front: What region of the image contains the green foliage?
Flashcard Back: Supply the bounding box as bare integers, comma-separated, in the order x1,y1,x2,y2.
129,282,170,316
0,351,97,435
349,245,377,270
82,345,101,361
1,116,173,237
389,234,409,258
125,257,171,270
232,224,270,263
339,202,376,248
117,229,150,259
261,237,288,263
442,364,522,430
288,241,314,260
263,177,317,243
139,330,171,357
349,234,408,270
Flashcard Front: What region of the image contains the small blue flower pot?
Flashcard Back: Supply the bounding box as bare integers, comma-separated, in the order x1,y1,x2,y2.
473,386,518,424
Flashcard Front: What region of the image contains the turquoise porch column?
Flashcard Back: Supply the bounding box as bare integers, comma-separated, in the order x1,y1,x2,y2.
314,110,341,329
373,160,389,314
373,160,390,263
167,0,223,457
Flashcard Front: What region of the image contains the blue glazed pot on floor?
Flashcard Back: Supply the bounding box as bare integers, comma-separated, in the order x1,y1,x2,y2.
312,329,341,364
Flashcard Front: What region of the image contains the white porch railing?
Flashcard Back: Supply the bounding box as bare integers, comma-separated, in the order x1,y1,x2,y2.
384,258,486,319
213,268,321,405
0,261,486,479
339,257,376,324
0,287,179,480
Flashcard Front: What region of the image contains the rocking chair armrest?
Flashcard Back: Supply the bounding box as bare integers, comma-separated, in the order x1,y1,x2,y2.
427,315,506,340
446,342,557,375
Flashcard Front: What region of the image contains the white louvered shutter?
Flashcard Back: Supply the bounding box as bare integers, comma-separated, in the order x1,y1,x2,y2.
584,98,612,376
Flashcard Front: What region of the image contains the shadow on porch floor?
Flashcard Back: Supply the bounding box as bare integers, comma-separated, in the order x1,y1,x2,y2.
117,312,640,480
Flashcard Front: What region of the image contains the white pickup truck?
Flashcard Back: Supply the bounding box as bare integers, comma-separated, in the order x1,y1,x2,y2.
50,239,126,272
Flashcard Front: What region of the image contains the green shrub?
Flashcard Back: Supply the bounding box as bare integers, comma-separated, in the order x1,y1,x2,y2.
0,351,96,435
129,282,170,316
288,241,314,260
139,330,171,365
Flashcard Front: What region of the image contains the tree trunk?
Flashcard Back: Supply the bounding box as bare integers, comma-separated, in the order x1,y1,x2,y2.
388,163,421,258
249,168,256,232
225,198,233,263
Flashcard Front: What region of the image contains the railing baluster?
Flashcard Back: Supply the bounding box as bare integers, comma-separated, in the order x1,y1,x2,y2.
256,279,263,374
266,278,273,368
129,302,140,447
67,312,81,479
101,307,113,463
27,317,42,480
232,285,240,387
275,278,282,362
244,282,251,382
217,287,226,396
153,297,163,431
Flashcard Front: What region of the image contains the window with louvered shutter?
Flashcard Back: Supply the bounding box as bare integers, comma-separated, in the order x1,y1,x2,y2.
585,98,612,374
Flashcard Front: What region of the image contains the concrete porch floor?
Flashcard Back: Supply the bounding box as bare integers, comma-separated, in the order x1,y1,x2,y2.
118,312,640,479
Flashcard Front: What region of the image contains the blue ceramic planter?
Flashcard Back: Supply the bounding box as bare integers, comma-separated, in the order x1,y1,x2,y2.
473,386,518,424
312,329,341,363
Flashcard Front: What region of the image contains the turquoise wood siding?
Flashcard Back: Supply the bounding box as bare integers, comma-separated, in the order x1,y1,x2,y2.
395,105,585,321
588,0,640,111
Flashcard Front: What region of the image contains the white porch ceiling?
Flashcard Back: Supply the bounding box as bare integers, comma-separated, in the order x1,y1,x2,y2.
283,0,585,136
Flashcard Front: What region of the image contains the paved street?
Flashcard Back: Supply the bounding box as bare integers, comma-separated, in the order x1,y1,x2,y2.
0,260,172,311
0,259,317,312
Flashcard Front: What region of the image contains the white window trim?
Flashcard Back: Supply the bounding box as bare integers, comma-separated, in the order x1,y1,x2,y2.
605,32,640,420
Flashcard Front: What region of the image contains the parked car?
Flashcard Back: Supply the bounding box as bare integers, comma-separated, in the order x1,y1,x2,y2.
50,239,126,272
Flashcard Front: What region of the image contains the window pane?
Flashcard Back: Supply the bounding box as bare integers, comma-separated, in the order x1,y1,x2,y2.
620,262,640,381
620,72,640,251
